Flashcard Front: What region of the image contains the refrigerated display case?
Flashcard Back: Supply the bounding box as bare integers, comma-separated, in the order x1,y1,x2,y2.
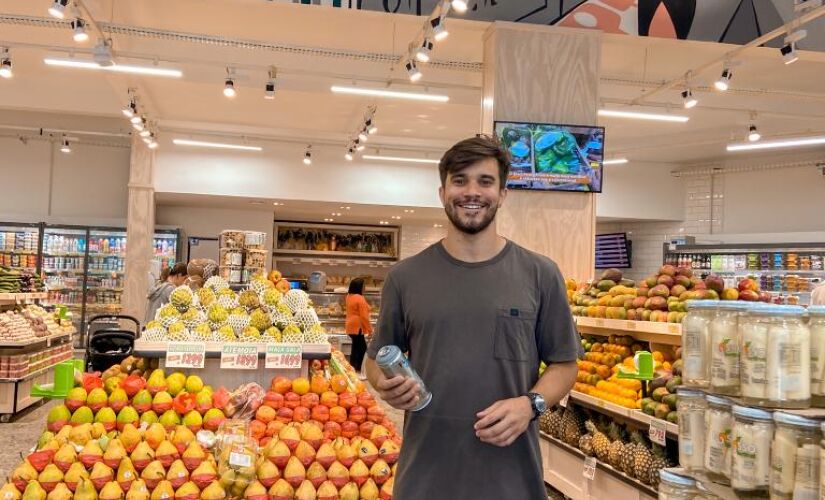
41,225,88,335
153,230,179,279
84,228,127,318
0,222,41,273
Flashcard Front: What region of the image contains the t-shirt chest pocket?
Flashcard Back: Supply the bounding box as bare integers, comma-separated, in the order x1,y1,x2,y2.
494,307,537,362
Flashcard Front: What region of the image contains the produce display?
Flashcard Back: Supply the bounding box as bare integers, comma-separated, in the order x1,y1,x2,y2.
0,266,44,294
0,305,72,342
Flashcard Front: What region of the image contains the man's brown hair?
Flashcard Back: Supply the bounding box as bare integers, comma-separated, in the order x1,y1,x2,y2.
438,134,511,189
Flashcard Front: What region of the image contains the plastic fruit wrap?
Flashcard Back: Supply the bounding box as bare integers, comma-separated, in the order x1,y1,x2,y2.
223,383,265,419
215,420,252,460
216,434,258,499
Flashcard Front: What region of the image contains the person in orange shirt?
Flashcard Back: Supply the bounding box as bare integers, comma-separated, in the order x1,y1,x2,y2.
345,277,373,379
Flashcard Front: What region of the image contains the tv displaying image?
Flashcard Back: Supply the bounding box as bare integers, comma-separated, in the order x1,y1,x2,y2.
494,121,605,193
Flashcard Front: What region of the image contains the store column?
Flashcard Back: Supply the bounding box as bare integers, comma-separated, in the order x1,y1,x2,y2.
121,135,156,324
482,23,599,281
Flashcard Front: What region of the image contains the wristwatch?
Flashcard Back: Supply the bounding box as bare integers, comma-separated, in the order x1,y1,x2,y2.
526,392,546,421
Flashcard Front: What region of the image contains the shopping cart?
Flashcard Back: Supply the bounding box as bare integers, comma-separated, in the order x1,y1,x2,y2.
85,314,139,372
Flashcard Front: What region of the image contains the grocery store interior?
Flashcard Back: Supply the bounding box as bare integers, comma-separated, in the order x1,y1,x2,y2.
1,0,825,498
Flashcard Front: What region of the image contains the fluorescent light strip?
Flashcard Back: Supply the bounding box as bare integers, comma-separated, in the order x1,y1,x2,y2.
362,154,440,164
603,158,628,165
598,109,689,123
44,58,183,78
173,139,262,151
727,135,825,152
331,85,449,103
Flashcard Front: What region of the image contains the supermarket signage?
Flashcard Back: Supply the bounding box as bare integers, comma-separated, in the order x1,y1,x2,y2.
583,457,596,480
265,343,303,369
220,343,259,370
649,419,667,446
166,342,206,369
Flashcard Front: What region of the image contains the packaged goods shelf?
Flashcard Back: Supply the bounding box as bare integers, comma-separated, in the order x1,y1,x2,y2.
574,317,682,345
0,328,75,348
0,357,71,382
713,270,824,275
0,292,48,304
566,390,679,437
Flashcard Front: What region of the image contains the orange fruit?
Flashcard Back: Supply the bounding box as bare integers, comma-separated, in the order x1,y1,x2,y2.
319,391,339,409
329,406,347,424
292,406,310,423
271,377,292,395
338,392,357,409
300,393,320,409
310,376,330,395
292,377,311,395
255,405,276,424
329,375,348,394
250,420,266,440
354,381,366,394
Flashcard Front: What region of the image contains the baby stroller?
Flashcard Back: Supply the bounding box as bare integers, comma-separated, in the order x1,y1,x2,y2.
85,314,139,372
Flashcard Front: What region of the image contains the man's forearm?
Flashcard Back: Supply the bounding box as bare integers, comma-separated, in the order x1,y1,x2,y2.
365,357,381,388
531,361,577,406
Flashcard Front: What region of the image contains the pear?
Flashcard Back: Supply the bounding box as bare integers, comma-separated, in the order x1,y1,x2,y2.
369,426,390,448
116,408,140,432
103,439,126,468
90,424,108,441
241,481,267,500
64,462,90,492
334,440,356,468
117,457,138,491
282,457,305,489
181,412,201,434
12,461,38,492
255,460,279,490
166,460,189,490
267,479,293,500
277,426,300,452
69,424,93,447
293,480,316,500
294,441,316,468
201,410,225,433
66,388,88,412
150,480,173,500
140,461,166,490
47,405,72,433
189,462,216,491
1,482,22,500
299,423,323,451
73,477,97,500
159,411,180,432
338,482,359,500
359,479,379,500
152,392,173,415
369,459,390,486
146,370,168,396
125,480,149,500
170,427,195,455
140,411,158,427
166,374,185,398
22,481,47,500
129,442,154,472
378,440,399,465
305,462,326,490
37,431,56,450
199,481,226,500
45,483,71,500
36,465,63,493
173,482,199,500
316,481,338,500
71,407,94,427
348,460,369,487
155,441,180,469
181,442,205,472
131,391,152,415
86,389,108,413
55,426,73,446
379,477,394,500
118,425,141,454
78,441,104,470
327,461,349,489
357,440,378,467
315,443,336,470
144,424,167,451
194,392,212,415
266,440,290,469
90,462,114,492
98,482,123,500
95,408,117,433
53,444,77,473
108,388,129,413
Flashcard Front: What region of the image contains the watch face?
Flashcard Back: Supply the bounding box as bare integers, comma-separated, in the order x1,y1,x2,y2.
536,396,547,413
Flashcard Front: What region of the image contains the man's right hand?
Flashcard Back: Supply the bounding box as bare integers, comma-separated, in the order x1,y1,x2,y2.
374,374,421,411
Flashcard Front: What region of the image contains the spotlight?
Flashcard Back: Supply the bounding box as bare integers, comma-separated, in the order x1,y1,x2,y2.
121,101,136,118
355,141,366,152
303,146,312,165
414,38,434,63
358,130,368,142
139,129,151,138
129,115,142,124
714,68,732,91
148,140,159,150
345,149,354,161
60,137,71,154
223,79,236,98
405,60,422,82
366,119,378,135
48,0,68,19
132,117,145,131
748,125,761,142
0,51,11,79
430,17,449,41
264,81,275,99
72,19,89,43
781,43,798,65
682,89,698,109
451,0,468,12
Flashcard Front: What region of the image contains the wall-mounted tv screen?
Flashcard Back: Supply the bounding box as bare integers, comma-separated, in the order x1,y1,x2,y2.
494,121,605,193
595,233,632,269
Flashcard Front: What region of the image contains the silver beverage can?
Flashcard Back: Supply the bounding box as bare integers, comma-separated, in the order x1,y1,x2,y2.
375,345,432,411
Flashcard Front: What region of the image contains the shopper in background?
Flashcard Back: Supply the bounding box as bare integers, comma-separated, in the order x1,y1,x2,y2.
364,135,580,499
813,279,825,305
145,262,188,325
345,277,373,379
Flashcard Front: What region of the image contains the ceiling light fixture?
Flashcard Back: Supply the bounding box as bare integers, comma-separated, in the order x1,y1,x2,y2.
682,89,698,109
132,118,145,132
0,49,11,79
264,66,276,100
727,135,825,152
358,130,368,142
405,60,422,82
139,129,151,138
714,68,732,91
430,15,449,41
129,114,142,124
173,139,263,151
330,85,448,102
60,136,71,154
597,109,689,123
48,0,69,19
414,38,434,63
303,145,312,165
603,158,629,165
362,155,440,164
72,18,89,43
748,125,761,142
223,79,236,98
345,149,354,161
365,119,378,135
43,58,183,77
121,100,136,118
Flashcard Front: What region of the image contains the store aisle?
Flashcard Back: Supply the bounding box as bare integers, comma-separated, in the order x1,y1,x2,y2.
0,400,58,481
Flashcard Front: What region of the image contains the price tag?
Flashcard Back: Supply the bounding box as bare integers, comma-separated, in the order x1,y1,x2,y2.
649,418,667,446
668,324,680,334
165,342,206,369
220,343,259,370
559,393,569,408
229,451,252,468
265,343,303,369
583,456,596,480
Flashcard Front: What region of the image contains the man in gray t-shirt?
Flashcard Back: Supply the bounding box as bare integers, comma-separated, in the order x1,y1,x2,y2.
365,135,580,500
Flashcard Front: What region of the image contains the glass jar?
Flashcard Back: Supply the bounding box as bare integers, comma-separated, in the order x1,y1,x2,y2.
770,412,821,500
682,300,718,388
710,302,746,396
693,481,719,499
764,305,810,408
808,306,825,406
740,304,770,405
658,469,698,500
704,395,733,485
677,388,707,471
731,405,773,496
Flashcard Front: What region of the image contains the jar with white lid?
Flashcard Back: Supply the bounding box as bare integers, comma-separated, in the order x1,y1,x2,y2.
807,306,825,406
763,305,810,408
677,388,707,471
658,469,698,500
682,300,718,388
740,304,771,405
710,301,746,396
704,395,733,485
770,412,820,500
731,404,773,496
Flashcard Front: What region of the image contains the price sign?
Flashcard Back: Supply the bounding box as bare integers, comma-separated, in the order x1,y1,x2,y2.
668,324,680,334
649,418,667,446
265,343,303,369
559,393,569,408
165,342,206,369
583,457,596,480
220,343,259,370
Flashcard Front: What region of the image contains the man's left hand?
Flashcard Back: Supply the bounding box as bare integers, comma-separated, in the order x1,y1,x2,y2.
474,396,533,447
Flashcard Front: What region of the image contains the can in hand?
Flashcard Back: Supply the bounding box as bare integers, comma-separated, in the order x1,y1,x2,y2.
375,345,432,411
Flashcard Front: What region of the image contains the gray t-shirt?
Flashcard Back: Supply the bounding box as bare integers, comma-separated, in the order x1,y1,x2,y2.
367,239,579,500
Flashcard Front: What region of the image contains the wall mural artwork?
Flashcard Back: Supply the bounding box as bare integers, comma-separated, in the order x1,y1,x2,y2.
284,0,825,52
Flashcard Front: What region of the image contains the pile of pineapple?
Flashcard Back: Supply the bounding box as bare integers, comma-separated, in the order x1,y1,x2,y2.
143,276,328,344
540,404,673,488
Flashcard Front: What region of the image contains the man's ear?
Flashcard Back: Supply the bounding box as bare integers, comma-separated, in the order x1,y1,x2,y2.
438,185,445,206
498,187,508,208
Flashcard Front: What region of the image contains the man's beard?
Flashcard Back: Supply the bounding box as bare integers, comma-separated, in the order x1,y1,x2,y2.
444,199,499,235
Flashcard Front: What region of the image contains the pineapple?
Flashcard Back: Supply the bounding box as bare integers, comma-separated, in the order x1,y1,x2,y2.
561,407,584,447
204,276,230,292
538,410,552,435
578,434,594,457
647,444,671,488
239,290,260,311
547,407,564,439
607,423,626,469
283,289,310,313
586,420,611,462
632,432,654,484
249,308,271,331
170,285,194,312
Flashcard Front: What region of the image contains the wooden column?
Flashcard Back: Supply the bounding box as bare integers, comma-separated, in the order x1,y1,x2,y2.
482,22,600,282
121,135,155,325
